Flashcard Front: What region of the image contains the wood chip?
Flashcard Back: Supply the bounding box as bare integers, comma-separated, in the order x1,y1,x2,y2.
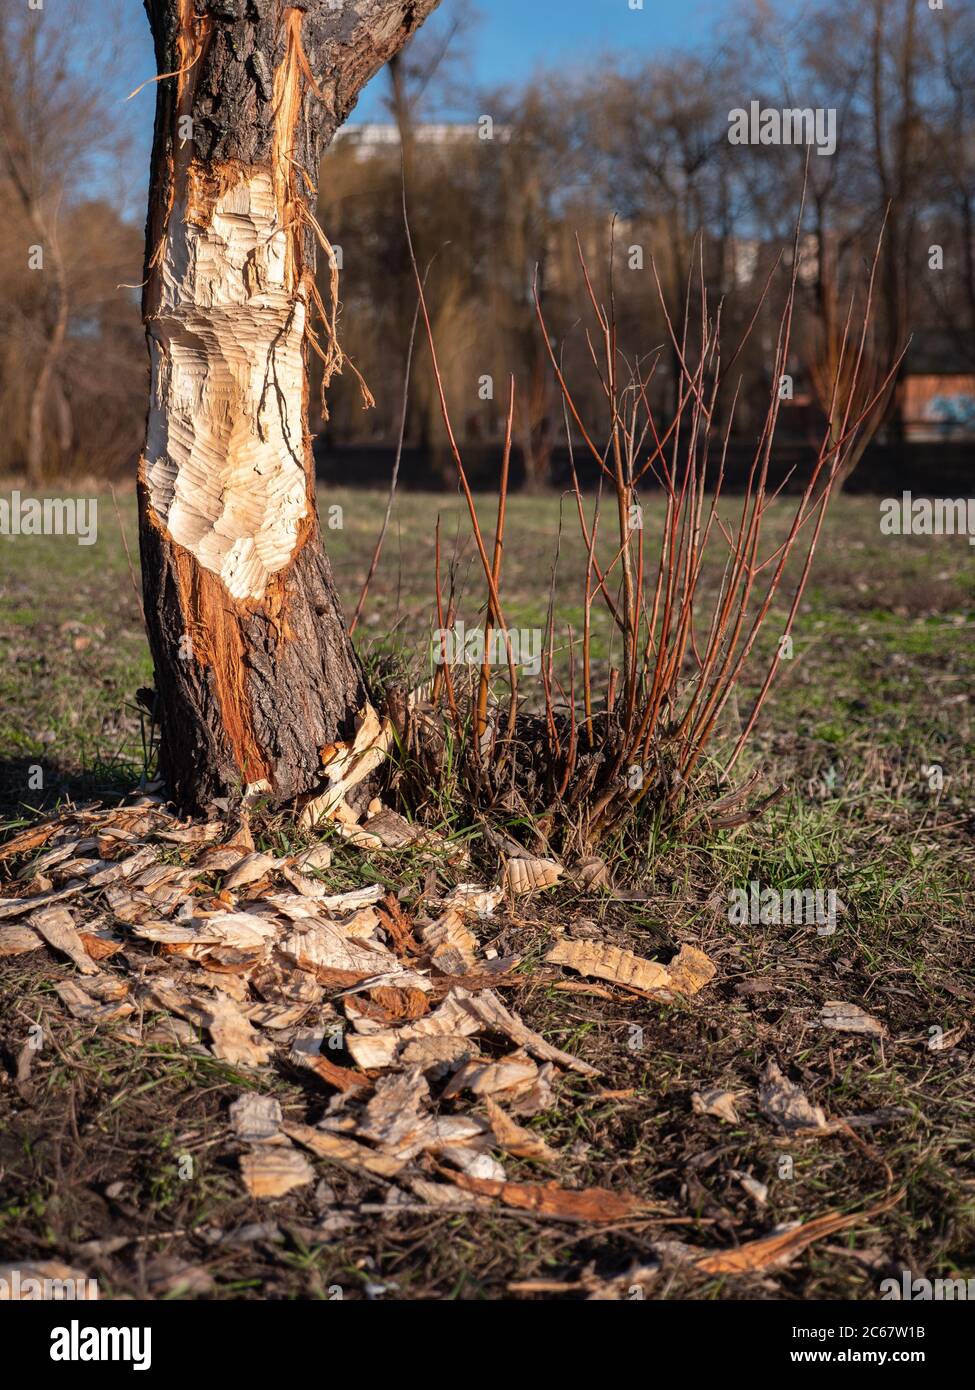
573,856,612,890
135,912,278,952
54,979,134,1024
146,982,272,1066
440,884,503,917
504,856,563,896
0,821,63,862
346,1032,400,1070
483,1097,559,1165
399,1035,479,1074
78,931,124,961
357,1067,431,1152
820,1001,886,1037
193,845,250,873
0,1260,95,1299
759,1060,828,1132
240,1145,314,1199
279,921,397,982
692,1088,742,1124
283,1121,406,1177
289,1035,372,1092
280,866,328,898
0,883,83,920
420,907,478,973
224,852,278,891
293,843,332,872
545,939,715,999
28,907,102,975
155,821,224,845
230,1093,283,1143
0,924,44,957
456,989,599,1076
442,1051,538,1100
300,705,392,828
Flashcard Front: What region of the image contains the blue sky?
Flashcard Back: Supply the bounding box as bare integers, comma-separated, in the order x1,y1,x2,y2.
103,0,736,194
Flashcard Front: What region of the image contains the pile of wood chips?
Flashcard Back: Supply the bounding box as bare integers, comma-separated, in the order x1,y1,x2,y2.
0,797,716,1226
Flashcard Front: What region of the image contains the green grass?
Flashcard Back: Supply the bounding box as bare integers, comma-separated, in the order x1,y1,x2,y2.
0,485,973,1300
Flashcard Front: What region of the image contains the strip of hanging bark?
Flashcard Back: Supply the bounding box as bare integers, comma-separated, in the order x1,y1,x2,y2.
439,1171,654,1224
695,1189,905,1275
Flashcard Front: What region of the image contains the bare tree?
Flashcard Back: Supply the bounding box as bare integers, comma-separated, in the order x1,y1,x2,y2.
139,0,439,813
0,3,123,483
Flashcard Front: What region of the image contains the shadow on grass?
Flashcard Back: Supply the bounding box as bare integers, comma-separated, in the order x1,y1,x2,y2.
0,756,142,826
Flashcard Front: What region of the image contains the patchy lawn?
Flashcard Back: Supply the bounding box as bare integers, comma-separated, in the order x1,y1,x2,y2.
0,487,973,1299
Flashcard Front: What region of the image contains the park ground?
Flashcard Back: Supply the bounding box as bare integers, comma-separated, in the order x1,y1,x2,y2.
0,486,973,1299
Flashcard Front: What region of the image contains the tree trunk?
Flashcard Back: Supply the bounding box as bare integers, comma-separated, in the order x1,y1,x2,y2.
139,0,439,814
26,217,69,487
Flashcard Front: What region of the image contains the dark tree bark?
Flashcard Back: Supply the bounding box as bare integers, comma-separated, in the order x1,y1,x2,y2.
139,0,439,813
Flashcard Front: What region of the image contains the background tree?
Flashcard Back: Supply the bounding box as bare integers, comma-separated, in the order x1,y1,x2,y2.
0,1,136,483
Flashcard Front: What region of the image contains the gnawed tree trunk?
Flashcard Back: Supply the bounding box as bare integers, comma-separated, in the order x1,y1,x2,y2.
139,0,439,814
